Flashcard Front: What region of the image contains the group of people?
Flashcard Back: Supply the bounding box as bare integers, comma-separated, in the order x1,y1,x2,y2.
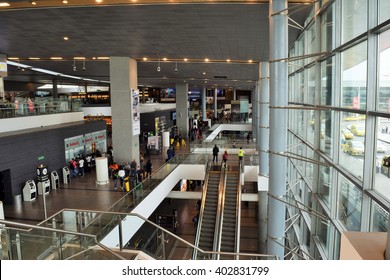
108,157,153,191
212,144,245,167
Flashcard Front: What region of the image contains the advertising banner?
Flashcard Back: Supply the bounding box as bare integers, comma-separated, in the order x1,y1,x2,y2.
132,89,140,135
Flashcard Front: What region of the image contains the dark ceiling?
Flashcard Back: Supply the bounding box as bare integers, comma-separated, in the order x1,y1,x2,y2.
0,1,312,90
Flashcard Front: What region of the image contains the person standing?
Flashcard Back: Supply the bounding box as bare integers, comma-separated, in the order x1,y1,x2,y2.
238,147,245,162
145,159,152,178
118,166,125,190
212,144,219,163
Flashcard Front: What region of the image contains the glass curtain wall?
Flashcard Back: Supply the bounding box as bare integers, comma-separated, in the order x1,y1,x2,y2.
286,0,390,259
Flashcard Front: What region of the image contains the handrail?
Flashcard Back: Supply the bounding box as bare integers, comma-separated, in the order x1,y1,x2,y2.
212,161,226,258
216,162,228,258
0,219,126,260
235,161,243,259
192,159,212,259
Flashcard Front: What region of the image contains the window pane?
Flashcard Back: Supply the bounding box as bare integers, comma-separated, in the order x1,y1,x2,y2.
339,112,365,180
318,163,332,206
307,110,315,144
315,203,330,257
308,66,316,105
377,29,390,112
341,0,367,44
337,175,362,231
341,42,367,110
371,202,389,232
374,117,390,202
379,0,390,24
307,23,316,64
321,3,335,52
320,111,333,156
320,57,334,106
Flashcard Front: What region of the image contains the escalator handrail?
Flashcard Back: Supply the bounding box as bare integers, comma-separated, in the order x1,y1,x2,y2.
192,159,212,259
214,162,227,258
235,161,243,259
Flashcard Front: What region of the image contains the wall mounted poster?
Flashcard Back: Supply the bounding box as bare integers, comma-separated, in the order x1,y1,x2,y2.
132,89,140,135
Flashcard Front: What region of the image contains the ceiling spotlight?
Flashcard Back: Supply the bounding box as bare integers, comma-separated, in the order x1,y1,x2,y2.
174,61,178,73
157,58,161,72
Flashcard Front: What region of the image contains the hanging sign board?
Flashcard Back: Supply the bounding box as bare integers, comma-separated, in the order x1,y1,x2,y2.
132,89,140,135
0,54,7,77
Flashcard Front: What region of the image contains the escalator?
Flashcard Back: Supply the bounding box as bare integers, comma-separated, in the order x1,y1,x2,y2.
195,170,221,258
219,170,240,259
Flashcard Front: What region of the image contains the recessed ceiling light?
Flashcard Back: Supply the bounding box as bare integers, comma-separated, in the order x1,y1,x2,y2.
205,58,209,62
184,58,188,62
63,36,69,41
143,57,147,61
74,57,86,60
92,57,97,60
95,0,103,3
8,57,19,60
0,2,10,7
62,0,68,4
31,1,37,5
50,57,63,60
163,57,167,61
29,57,40,60
248,59,253,63
203,72,206,75
97,57,109,60
226,59,231,62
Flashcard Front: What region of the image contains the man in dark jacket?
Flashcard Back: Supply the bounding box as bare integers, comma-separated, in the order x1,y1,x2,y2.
212,144,219,163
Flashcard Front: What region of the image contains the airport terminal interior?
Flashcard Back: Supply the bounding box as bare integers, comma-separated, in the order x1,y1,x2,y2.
0,0,390,260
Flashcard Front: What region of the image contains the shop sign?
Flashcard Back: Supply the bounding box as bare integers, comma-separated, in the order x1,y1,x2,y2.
84,133,94,144
64,136,84,150
93,131,106,142
37,155,45,161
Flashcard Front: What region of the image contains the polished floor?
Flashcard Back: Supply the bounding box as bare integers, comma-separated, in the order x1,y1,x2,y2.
3,142,260,256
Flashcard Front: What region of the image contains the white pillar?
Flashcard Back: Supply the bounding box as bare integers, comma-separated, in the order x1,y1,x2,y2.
267,0,288,260
176,83,189,139
109,57,140,165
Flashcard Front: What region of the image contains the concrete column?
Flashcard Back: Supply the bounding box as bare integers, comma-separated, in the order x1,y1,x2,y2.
52,79,58,99
267,0,288,260
202,86,207,120
214,88,218,119
259,62,270,254
109,57,140,165
176,83,189,139
233,89,237,100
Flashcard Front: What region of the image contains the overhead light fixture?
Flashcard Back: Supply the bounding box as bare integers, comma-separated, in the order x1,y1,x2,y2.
95,0,103,2
50,57,63,60
184,58,188,62
163,57,167,61
96,57,109,60
28,57,40,60
62,0,68,4
0,2,10,7
63,36,69,41
143,57,147,61
157,58,161,72
8,57,19,60
174,61,178,73
205,58,209,62
248,59,253,63
203,72,206,75
31,1,37,5
73,57,86,60
226,59,231,62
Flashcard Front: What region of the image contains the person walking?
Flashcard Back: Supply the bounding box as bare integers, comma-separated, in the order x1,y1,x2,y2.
145,159,152,178
222,150,228,167
212,144,219,163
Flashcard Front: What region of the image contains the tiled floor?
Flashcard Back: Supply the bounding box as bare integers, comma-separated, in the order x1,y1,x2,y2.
3,141,259,257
